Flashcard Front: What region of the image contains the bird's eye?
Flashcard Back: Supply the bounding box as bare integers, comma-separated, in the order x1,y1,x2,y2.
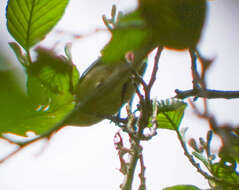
95,80,104,89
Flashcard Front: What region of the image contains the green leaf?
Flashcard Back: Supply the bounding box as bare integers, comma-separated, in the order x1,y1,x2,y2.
6,0,69,50
163,185,201,190
155,99,187,130
101,9,152,63
0,48,78,137
1,95,75,137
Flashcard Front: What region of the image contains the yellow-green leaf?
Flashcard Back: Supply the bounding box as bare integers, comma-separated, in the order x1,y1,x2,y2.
156,99,187,130
6,0,69,50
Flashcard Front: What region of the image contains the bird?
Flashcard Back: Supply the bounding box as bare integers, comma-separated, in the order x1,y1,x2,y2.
138,0,207,50
63,9,156,127
63,54,148,126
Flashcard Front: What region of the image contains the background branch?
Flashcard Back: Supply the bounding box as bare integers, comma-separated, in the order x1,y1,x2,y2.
175,88,239,99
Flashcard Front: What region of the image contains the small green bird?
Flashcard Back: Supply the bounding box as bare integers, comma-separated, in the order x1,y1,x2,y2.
61,9,155,127
138,0,207,49
64,56,147,126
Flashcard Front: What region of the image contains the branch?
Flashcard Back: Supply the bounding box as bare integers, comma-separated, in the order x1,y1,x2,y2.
136,47,163,138
189,49,201,89
148,47,163,90
175,88,239,99
120,140,142,190
138,154,146,190
118,48,163,190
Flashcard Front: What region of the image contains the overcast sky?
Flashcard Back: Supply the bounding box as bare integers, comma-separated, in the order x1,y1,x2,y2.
0,0,239,190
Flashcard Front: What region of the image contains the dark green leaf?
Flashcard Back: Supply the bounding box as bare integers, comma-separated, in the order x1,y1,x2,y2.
6,0,69,50
138,0,207,49
155,99,187,130
163,184,201,190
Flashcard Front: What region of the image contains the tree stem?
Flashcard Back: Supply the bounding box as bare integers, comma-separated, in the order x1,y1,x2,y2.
121,139,141,190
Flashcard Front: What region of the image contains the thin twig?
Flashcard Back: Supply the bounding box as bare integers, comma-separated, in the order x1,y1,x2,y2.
189,49,201,90
0,136,49,164
148,47,163,90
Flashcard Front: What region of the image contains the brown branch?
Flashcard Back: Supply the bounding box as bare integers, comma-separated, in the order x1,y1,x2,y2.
148,47,163,91
120,48,163,190
175,88,239,99
0,136,49,164
120,140,142,190
136,47,163,138
138,153,146,190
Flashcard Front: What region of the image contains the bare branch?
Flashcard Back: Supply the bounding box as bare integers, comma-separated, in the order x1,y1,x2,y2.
138,154,146,190
119,48,163,190
175,88,239,99
120,140,142,190
148,47,163,90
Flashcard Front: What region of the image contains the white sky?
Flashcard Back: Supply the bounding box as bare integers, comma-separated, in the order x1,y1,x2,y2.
0,0,239,189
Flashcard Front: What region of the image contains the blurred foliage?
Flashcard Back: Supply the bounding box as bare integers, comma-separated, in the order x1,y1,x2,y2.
190,126,239,189
0,51,31,135
138,0,207,49
0,47,77,136
101,9,153,63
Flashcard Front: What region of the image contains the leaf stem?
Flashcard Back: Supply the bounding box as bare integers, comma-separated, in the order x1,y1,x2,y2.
26,49,32,64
